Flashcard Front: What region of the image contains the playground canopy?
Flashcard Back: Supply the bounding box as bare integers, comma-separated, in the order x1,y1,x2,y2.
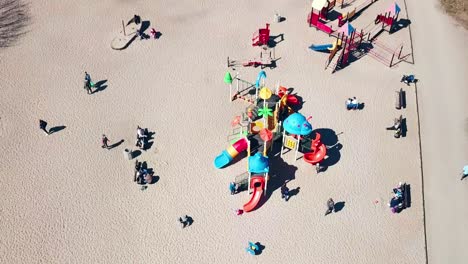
283,113,313,136
248,153,269,173
386,2,401,16
337,22,355,36
311,0,328,10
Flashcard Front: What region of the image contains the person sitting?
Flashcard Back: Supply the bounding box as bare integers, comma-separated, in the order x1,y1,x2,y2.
137,126,147,139
351,97,359,109
346,98,352,110
401,74,416,85
136,126,148,149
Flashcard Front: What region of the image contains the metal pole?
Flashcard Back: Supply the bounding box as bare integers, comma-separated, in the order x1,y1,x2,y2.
264,173,268,196
398,45,403,59
122,20,126,36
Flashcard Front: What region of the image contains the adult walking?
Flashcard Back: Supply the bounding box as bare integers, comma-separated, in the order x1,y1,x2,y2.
84,71,92,94
39,119,50,135
101,134,111,149
281,183,290,202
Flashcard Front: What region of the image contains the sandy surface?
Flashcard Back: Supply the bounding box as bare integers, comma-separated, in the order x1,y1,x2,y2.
0,0,463,263
407,0,468,263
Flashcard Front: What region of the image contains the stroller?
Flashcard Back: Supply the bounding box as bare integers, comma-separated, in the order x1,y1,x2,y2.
400,75,416,85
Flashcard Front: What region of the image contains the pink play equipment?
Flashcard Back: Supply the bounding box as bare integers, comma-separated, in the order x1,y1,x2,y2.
307,1,409,73
252,24,270,46
303,132,327,165
307,0,336,34
243,176,265,212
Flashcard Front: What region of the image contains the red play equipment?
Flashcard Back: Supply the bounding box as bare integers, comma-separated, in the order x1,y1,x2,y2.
243,176,265,212
307,0,336,34
303,132,327,165
277,86,300,105
252,24,270,46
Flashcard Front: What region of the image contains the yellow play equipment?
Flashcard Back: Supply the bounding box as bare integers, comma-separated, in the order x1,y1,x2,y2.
327,39,342,51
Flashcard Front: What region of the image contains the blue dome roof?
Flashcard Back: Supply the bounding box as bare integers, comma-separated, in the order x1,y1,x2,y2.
283,113,313,135
248,153,269,173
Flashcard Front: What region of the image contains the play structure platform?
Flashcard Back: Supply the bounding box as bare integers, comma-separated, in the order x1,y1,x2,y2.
111,19,140,50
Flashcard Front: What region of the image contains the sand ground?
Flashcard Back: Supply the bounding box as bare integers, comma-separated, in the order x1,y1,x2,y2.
0,0,465,263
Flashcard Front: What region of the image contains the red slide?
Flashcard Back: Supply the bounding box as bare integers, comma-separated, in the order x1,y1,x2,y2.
243,176,265,212
303,144,327,164
303,132,327,165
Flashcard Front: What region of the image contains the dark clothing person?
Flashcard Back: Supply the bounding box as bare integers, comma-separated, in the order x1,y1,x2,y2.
325,198,335,215
84,72,92,94
102,135,110,149
179,215,191,228
84,80,92,94
39,120,50,135
281,184,290,201
229,182,237,195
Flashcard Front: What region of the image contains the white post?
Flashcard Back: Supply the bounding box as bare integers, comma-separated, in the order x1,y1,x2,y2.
264,173,268,196
280,129,286,157
236,72,240,93
248,172,251,194
263,99,267,129
294,136,300,161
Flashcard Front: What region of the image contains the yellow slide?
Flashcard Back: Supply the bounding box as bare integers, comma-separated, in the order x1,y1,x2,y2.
327,39,342,51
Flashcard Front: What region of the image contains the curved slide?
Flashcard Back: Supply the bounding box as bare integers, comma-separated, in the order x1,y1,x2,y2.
309,44,333,51
214,138,248,169
303,132,327,165
243,176,265,212
303,144,327,164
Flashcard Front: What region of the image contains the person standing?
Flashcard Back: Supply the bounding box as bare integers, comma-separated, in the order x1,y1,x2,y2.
461,165,468,180
101,134,110,149
229,182,237,195
281,183,290,202
84,72,92,94
39,119,50,135
325,198,335,216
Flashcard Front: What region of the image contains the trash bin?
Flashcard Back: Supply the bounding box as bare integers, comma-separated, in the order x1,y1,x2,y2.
124,148,132,160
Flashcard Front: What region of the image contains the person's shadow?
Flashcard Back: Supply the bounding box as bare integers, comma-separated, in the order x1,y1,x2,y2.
49,125,66,134
109,139,124,149
334,201,345,213
186,216,194,226
287,187,300,200
255,242,265,255
93,80,107,93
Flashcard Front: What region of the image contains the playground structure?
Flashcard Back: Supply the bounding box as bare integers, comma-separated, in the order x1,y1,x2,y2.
215,70,328,212
308,0,410,73
252,24,270,47
227,46,276,69
111,16,141,50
